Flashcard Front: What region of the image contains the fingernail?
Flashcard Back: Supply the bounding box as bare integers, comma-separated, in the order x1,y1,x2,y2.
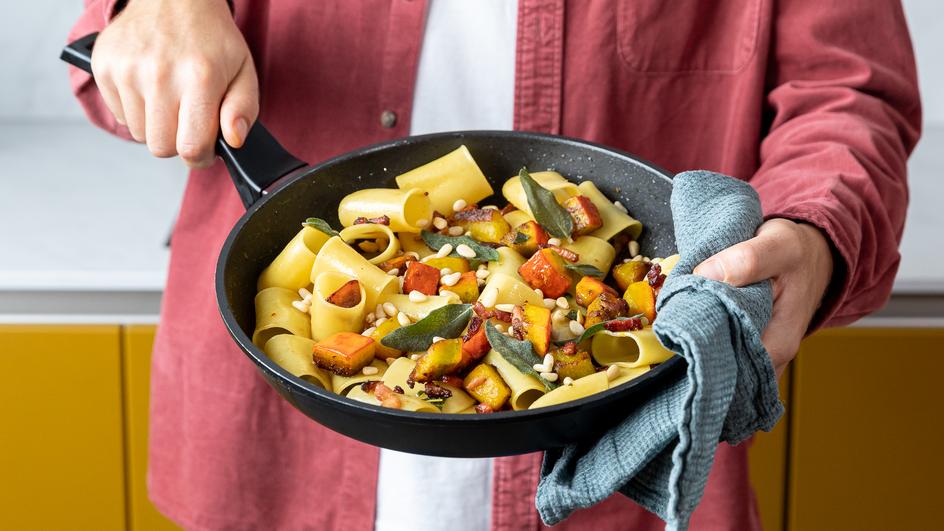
233,118,249,147
695,259,725,281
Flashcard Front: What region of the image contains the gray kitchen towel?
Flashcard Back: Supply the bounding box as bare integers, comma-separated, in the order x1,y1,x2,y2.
536,170,784,530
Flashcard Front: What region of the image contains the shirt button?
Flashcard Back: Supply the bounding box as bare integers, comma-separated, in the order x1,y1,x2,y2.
380,110,397,128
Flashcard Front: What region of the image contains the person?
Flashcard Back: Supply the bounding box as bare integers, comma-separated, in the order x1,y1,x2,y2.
67,0,920,529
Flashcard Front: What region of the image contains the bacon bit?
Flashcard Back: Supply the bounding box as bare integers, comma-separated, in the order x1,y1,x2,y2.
472,302,512,323
423,382,453,400
452,208,495,223
463,315,483,342
500,203,517,215
559,341,578,356
605,317,644,332
360,380,381,393
538,243,579,263
353,215,391,225
474,403,495,414
647,263,666,290
440,375,464,388
510,307,527,340
393,385,405,394
373,382,402,409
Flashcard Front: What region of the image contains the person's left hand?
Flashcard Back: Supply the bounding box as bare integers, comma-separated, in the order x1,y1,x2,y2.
692,218,834,378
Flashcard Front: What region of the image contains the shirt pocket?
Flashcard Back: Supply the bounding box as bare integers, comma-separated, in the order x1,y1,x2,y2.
616,0,762,74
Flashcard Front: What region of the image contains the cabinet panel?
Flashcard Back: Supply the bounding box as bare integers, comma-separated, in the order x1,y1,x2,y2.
123,325,181,531
788,328,944,531
0,325,126,530
748,367,791,531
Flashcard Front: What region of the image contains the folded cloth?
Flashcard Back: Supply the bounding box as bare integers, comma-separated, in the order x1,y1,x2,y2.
536,170,784,530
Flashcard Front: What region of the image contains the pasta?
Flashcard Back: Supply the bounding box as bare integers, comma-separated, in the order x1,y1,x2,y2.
254,144,679,414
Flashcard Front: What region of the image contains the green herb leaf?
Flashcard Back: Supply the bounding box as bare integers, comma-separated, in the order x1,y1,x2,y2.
557,314,644,346
420,231,500,262
380,304,473,352
513,231,530,244
565,263,605,278
303,217,340,237
485,321,558,391
518,168,573,239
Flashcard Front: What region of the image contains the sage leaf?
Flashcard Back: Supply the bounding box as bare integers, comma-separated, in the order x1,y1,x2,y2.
303,217,340,237
381,303,473,352
420,231,499,262
485,321,558,391
565,263,605,278
557,314,644,346
518,168,573,239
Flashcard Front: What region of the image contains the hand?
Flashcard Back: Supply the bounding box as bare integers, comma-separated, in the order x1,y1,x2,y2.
693,218,834,378
91,0,258,168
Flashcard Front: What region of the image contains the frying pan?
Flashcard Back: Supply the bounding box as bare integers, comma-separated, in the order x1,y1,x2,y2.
63,34,685,457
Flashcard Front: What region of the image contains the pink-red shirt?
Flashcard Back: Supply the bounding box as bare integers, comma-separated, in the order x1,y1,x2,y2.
69,1,920,529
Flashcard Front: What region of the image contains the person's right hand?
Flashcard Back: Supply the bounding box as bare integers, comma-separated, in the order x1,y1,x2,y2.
91,0,258,168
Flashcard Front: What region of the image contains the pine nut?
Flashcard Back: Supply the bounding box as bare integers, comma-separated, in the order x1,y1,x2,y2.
452,199,467,211
362,327,377,337
628,240,640,258
533,363,546,372
569,320,585,335
375,317,388,326
291,300,310,313
631,255,644,262
366,313,377,324
441,272,462,286
439,290,460,301
448,226,464,236
435,243,453,258
385,357,397,365
552,309,568,323
542,298,557,309
433,217,448,230
383,302,398,317
415,218,429,228
298,288,313,300
495,303,516,313
562,376,574,386
478,263,488,270
440,268,452,277
606,365,620,381
397,312,411,327
613,200,628,214
543,353,555,368
432,336,445,343
410,354,421,361
640,316,650,326
479,286,498,308
408,290,428,302
375,304,384,317
362,366,379,376
483,205,499,210
494,323,506,333
456,244,476,258
652,257,662,264
475,268,490,279
539,371,559,382
555,297,569,309
547,237,562,246
534,288,543,298
386,268,399,276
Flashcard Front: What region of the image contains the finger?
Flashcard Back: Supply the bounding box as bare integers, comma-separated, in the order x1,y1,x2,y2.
90,62,126,125
143,88,180,158
177,91,223,168
117,83,146,143
693,222,800,287
219,57,259,148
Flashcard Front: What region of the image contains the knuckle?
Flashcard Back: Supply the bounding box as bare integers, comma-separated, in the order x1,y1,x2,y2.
181,57,221,88
729,244,759,279
177,140,209,162
148,139,177,158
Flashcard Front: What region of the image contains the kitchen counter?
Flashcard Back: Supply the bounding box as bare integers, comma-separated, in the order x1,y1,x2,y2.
1,121,942,324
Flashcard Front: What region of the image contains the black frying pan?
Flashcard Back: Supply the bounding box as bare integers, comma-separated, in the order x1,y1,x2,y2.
63,34,685,457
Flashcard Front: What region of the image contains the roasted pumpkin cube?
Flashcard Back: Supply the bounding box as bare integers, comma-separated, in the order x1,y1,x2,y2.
584,291,629,328
458,316,491,370
378,254,415,273
511,303,553,355
500,220,549,256
612,260,649,291
453,208,511,244
403,261,440,295
442,271,479,303
574,276,618,307
623,280,657,323
552,348,596,381
422,256,470,273
370,317,403,359
325,279,362,308
410,338,463,383
463,363,511,411
312,332,376,376
517,248,572,298
563,195,603,236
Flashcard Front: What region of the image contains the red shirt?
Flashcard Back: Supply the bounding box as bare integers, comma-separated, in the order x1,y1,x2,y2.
69,1,920,529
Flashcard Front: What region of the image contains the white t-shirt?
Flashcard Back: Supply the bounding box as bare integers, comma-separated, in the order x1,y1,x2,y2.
373,2,518,531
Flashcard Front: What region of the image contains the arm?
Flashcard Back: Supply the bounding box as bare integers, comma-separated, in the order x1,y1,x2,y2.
695,0,921,373
66,0,257,167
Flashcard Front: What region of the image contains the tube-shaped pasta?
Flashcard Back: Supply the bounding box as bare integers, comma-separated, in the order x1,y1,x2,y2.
487,247,527,281
311,236,399,310
394,145,494,214
398,232,434,258
310,271,368,341
338,223,400,265
345,385,441,413
660,254,681,275
501,171,580,216
590,328,676,367
608,364,651,388
478,272,543,307
578,181,643,241
338,188,432,233
252,287,311,348
563,236,616,274
379,293,458,321
379,358,475,413
263,335,333,391
502,209,533,228
257,226,331,291
530,371,609,409
484,350,545,410
331,359,388,395
440,383,476,413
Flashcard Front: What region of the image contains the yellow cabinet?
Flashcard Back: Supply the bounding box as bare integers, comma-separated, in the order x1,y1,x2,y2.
0,326,126,530
748,367,791,531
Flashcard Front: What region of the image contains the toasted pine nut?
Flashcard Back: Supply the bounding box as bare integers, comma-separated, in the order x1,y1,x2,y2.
455,244,476,258
408,290,428,303
362,326,377,337
495,303,516,313
386,268,399,276
543,298,557,309
452,199,467,211
628,240,640,258
397,312,411,327
547,237,562,247
555,297,569,309
383,302,398,317
539,371,559,382
441,272,462,286
475,268,490,279
435,243,453,258
606,365,620,381
362,366,380,376
433,217,448,230
569,320,585,335
448,226,464,236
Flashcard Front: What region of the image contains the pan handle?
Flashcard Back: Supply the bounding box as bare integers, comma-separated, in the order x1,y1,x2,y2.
61,32,308,208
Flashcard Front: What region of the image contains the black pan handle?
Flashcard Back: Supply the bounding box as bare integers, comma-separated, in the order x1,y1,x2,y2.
61,32,308,208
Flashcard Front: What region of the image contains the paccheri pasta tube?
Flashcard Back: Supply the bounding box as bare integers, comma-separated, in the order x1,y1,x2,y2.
254,147,679,414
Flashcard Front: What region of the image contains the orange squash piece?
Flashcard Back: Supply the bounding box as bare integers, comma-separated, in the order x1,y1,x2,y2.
463,363,511,410
369,318,403,360
453,208,512,244
403,261,441,295
325,279,362,308
442,271,479,303
422,256,470,273
511,303,553,355
584,290,629,328
500,220,549,256
612,261,649,291
574,276,618,307
311,332,376,376
623,280,657,323
457,316,491,370
410,338,463,383
562,195,603,236
517,248,572,298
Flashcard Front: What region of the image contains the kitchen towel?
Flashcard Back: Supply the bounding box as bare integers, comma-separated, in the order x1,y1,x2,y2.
535,170,784,530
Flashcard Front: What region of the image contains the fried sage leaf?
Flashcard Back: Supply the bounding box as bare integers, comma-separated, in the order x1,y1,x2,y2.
381,303,473,352
518,168,574,239
420,231,499,262
565,263,605,278
485,321,558,391
303,217,340,237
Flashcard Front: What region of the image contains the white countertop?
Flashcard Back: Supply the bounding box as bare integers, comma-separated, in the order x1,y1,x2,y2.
0,120,941,323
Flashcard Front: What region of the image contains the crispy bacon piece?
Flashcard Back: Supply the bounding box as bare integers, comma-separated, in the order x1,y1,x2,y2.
559,341,578,356
353,215,391,225
472,302,512,322
373,382,402,409
325,279,362,308
474,404,495,414
423,381,453,400
647,263,666,290
440,375,464,388
452,208,495,223
378,254,415,273
604,317,644,332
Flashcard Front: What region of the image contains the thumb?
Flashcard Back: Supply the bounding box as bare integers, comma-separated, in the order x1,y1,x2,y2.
692,222,796,287
219,57,259,148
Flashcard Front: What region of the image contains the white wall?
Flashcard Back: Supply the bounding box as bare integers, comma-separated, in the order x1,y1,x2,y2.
903,0,944,125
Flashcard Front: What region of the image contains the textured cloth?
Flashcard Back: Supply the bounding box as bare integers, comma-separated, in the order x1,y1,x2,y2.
537,171,784,530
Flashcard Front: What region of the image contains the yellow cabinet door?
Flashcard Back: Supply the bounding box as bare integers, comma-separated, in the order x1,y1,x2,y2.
122,325,181,531
748,367,791,531
788,328,944,531
0,325,126,530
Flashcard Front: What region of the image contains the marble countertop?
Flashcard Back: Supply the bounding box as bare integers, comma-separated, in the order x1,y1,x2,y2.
0,121,941,323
